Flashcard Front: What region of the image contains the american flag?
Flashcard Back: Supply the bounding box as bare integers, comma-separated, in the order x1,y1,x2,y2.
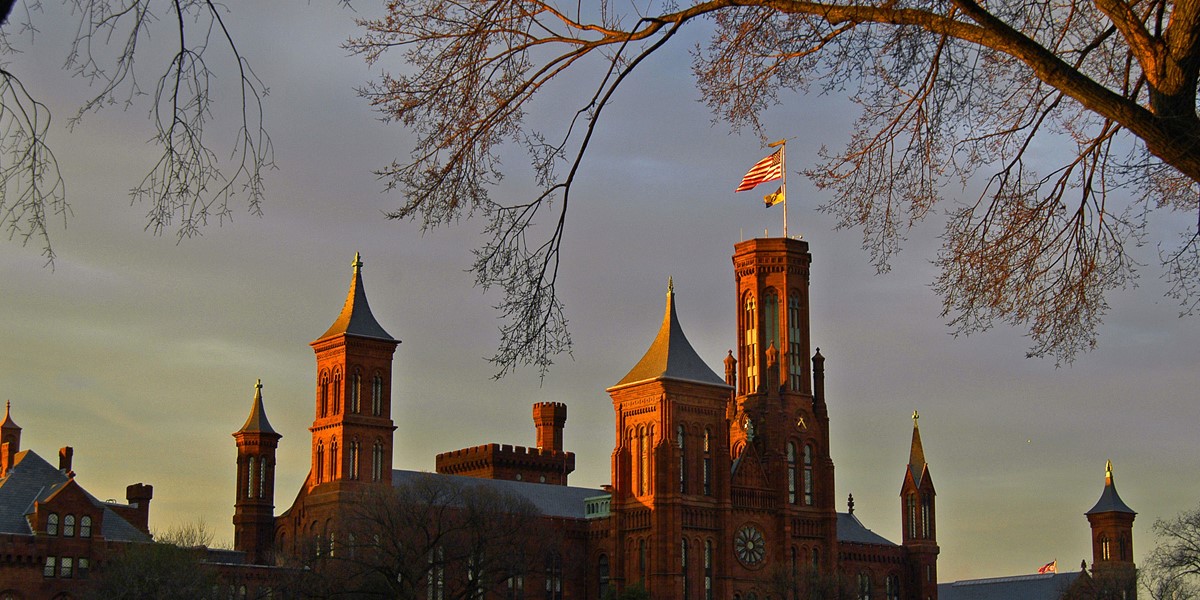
735,149,783,192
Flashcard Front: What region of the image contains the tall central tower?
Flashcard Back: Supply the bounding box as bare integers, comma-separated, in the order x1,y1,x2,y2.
308,253,400,496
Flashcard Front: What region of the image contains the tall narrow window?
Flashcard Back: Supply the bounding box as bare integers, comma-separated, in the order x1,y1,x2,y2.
788,293,804,391
638,427,648,496
63,514,75,537
812,547,820,569
508,574,525,600
921,496,932,539
372,440,384,481
319,373,330,417
743,294,757,391
428,546,445,600
332,370,342,415
886,575,901,600
639,539,647,580
682,538,690,600
907,495,917,539
703,429,712,496
351,370,361,413
47,513,59,535
1101,536,1111,560
764,288,780,353
787,443,797,504
598,554,610,599
260,457,268,498
371,374,383,416
678,425,687,494
704,540,713,600
247,456,256,498
349,441,360,480
316,442,325,484
545,552,563,600
80,515,92,538
330,440,339,480
857,572,871,600
803,444,814,505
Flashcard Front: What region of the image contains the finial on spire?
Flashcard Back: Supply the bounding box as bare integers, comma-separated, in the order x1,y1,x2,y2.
255,379,263,390
1105,459,1113,485
913,410,920,423
667,276,674,296
352,252,363,273
848,493,855,514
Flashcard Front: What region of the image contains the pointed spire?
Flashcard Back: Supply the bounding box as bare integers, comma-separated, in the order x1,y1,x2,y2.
1087,459,1135,515
909,411,927,486
612,278,727,388
237,379,279,436
0,401,19,431
316,253,395,342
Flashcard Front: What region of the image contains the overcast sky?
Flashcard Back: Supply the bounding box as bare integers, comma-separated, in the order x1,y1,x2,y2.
1,1,1197,583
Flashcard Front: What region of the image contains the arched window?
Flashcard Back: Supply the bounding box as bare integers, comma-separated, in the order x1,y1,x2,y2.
1119,535,1129,561
857,572,871,600
638,426,648,496
703,429,712,496
47,513,59,535
316,442,325,484
349,441,360,480
247,456,256,498
886,575,901,600
921,496,932,539
764,288,780,353
63,514,75,537
545,551,563,600
372,440,384,482
80,515,92,538
743,294,757,391
788,292,804,391
371,374,384,416
1101,536,1111,560
682,538,690,599
907,494,917,539
330,439,339,480
260,457,268,498
678,425,687,494
351,370,362,413
319,372,330,417
787,443,797,504
598,554,610,599
639,539,647,580
803,444,814,505
704,540,714,600
332,369,342,415
812,547,820,569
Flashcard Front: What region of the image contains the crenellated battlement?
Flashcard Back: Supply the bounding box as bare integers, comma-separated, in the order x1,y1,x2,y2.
435,439,575,485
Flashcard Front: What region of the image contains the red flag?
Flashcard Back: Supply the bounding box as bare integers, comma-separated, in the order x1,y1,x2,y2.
1037,560,1057,574
736,149,783,192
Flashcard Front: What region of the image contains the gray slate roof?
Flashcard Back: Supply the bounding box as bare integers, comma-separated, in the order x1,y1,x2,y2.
1087,461,1135,515
611,283,728,389
836,512,897,546
938,572,1084,600
0,450,150,542
236,380,280,436
393,470,604,519
316,253,395,343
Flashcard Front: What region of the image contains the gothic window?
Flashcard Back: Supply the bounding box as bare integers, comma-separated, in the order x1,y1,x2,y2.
857,572,871,600
907,495,917,539
743,294,757,391
678,425,687,494
682,538,690,600
639,538,647,580
764,288,780,354
330,439,339,480
886,575,901,600
598,554,610,599
787,442,797,504
332,369,342,415
63,514,75,537
372,440,384,481
803,444,814,505
80,515,91,538
47,513,58,535
319,372,330,417
1101,536,1111,561
349,441,360,480
260,457,268,498
1119,535,1128,561
351,370,362,413
371,374,384,416
788,292,804,391
507,574,525,600
638,426,648,496
704,540,714,600
812,547,820,569
703,429,712,496
316,442,325,484
545,552,563,600
921,496,932,539
247,456,256,498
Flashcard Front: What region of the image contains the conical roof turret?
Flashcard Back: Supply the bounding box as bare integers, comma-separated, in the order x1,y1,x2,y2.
612,279,727,388
236,380,279,437
1086,460,1135,515
0,401,19,432
316,252,394,342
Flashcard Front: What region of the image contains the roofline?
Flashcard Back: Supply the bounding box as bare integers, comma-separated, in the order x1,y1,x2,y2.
606,375,734,394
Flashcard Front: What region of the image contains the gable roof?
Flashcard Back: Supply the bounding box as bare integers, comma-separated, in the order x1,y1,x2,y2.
0,449,150,542
611,280,728,390
836,512,898,546
316,253,395,343
938,572,1085,600
392,470,604,520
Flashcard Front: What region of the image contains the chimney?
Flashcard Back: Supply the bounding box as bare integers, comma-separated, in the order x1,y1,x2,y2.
0,442,11,477
532,402,567,452
125,483,154,534
59,446,74,475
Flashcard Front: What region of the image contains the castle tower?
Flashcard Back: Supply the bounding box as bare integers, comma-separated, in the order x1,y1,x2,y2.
233,380,282,564
308,253,400,492
0,401,21,477
1086,461,1136,576
534,402,567,452
607,279,733,598
901,411,939,599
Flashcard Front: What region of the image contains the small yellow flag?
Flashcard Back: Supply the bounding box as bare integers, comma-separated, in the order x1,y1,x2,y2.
764,186,784,207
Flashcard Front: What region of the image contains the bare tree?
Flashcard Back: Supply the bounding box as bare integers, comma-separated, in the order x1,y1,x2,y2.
347,0,1200,375
0,1,273,263
1145,505,1200,600
309,474,554,600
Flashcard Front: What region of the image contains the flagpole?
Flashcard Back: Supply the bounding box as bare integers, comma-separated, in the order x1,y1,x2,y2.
769,139,787,237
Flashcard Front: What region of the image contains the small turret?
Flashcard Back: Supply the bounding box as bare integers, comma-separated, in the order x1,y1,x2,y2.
233,380,283,564
1,401,21,477
1086,460,1136,575
900,411,938,599
533,402,567,452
